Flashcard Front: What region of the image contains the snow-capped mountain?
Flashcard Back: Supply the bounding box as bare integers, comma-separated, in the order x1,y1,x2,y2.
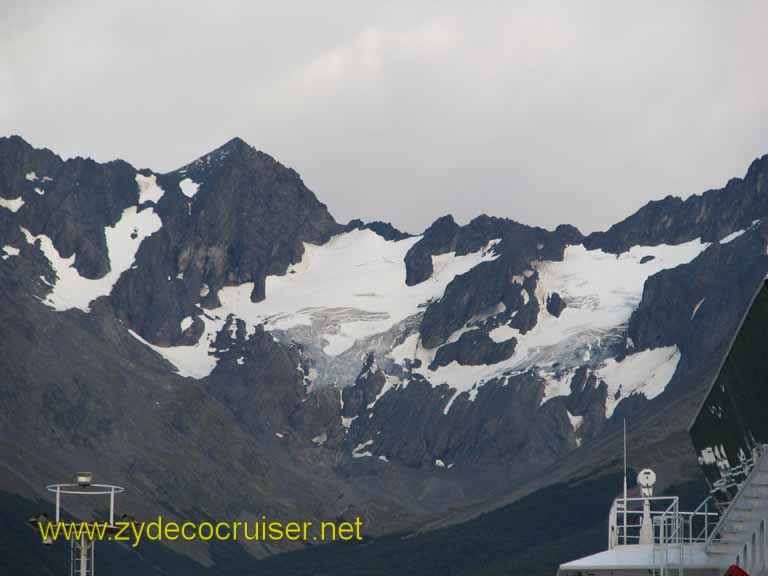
1,134,767,572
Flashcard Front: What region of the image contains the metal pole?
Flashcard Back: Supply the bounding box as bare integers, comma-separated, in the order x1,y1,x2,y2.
109,487,114,526
56,486,61,523
80,533,87,576
624,418,628,545
704,501,708,540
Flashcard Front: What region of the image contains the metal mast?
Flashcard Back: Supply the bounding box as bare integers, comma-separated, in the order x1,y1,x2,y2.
40,472,126,576
623,418,628,544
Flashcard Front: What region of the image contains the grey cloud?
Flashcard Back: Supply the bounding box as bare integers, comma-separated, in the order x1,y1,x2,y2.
2,0,766,234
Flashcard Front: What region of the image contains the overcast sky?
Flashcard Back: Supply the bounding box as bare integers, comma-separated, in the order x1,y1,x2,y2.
2,1,767,234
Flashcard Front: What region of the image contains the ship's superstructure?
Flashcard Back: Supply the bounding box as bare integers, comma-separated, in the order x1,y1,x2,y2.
559,280,768,576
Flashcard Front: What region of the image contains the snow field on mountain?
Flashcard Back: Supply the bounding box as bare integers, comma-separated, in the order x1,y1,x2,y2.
500,239,707,366
392,238,709,413
128,229,500,379
216,229,501,356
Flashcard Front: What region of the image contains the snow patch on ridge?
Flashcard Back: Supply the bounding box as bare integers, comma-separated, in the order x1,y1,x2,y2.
2,245,20,260
0,196,25,212
352,439,374,458
128,315,219,379
691,298,706,320
568,411,584,446
135,174,165,204
719,220,760,244
540,369,576,405
567,411,583,431
179,178,200,198
21,206,162,311
596,345,681,417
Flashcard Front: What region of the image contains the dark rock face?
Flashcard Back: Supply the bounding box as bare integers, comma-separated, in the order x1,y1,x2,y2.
565,367,608,442
343,370,560,468
405,214,581,290
413,217,583,350
404,214,461,285
554,223,584,244
204,321,307,435
419,260,508,348
546,292,566,317
289,384,347,450
341,353,387,418
628,225,768,368
395,219,574,409
430,329,516,368
585,154,768,253
344,219,411,241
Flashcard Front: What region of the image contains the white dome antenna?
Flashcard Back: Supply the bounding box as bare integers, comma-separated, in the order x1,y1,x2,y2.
637,468,656,497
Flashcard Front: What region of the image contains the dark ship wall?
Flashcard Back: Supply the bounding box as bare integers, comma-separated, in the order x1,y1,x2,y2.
689,279,768,506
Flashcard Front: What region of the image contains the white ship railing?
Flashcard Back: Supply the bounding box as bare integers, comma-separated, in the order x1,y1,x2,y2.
609,496,719,548
609,495,719,575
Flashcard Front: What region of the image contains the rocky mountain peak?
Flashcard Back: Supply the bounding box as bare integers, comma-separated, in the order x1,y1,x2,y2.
745,153,768,181
190,136,251,165
177,136,292,182
220,135,250,149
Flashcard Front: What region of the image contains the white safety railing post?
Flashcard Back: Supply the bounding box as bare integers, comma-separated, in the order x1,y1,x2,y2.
109,487,114,526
